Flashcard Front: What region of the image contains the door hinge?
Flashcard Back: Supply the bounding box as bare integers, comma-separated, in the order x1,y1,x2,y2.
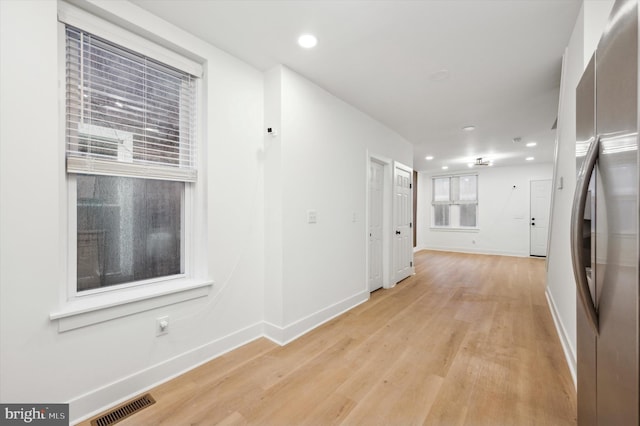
410,222,413,228
410,183,412,189
410,261,413,267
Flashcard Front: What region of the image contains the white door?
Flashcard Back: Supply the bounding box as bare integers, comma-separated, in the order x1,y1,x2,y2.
530,179,552,256
394,163,413,283
368,161,384,291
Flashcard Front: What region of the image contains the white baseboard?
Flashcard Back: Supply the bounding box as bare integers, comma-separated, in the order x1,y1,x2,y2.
70,321,264,424
545,287,577,388
264,291,369,346
419,246,531,258
70,291,370,424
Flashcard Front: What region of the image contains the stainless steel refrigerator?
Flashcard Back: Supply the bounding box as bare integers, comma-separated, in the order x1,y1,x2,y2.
572,0,639,424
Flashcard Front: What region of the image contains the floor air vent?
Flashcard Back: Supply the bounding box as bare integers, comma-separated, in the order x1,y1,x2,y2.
91,394,156,426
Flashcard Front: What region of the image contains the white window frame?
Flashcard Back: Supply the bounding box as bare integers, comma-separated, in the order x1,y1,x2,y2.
431,174,479,230
50,3,212,332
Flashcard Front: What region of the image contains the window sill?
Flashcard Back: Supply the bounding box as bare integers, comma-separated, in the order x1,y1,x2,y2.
50,279,213,332
430,227,480,233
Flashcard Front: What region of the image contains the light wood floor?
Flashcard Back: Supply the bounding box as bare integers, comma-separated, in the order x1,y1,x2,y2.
84,250,576,426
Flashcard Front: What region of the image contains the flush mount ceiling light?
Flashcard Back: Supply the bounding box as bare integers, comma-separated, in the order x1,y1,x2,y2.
298,34,317,49
442,166,449,170
526,142,537,147
425,156,434,160
429,69,450,82
462,125,476,131
526,156,535,161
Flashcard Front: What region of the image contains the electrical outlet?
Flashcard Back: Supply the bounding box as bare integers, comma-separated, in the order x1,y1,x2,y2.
156,316,169,336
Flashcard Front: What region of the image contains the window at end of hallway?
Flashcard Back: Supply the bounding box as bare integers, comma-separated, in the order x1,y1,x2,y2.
431,174,478,229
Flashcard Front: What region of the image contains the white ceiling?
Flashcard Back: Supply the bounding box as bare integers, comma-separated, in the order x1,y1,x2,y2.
132,0,582,173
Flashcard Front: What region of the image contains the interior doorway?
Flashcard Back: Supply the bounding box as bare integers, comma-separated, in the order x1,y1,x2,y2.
368,159,384,291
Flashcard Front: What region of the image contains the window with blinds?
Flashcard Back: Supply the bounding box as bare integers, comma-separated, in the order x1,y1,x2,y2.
432,174,478,228
65,26,197,182
64,24,200,293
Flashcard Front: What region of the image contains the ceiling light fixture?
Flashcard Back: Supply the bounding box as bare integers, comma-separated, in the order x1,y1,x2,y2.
467,163,474,168
442,166,449,170
526,157,535,161
429,69,450,81
526,142,537,147
425,156,434,160
298,34,318,49
462,125,476,131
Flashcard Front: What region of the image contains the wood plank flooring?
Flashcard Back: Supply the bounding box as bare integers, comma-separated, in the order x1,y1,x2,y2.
83,250,576,426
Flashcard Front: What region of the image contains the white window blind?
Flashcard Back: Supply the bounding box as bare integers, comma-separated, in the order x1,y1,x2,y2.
432,174,478,228
65,26,198,182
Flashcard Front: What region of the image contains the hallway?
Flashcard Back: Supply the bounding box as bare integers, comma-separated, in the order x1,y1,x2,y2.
86,250,576,425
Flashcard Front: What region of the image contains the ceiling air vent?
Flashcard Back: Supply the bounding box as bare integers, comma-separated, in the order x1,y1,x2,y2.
91,394,156,426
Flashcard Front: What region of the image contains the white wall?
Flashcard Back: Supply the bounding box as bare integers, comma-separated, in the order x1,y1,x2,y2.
263,65,413,342
1,0,265,422
417,163,553,257
1,1,414,422
545,0,614,382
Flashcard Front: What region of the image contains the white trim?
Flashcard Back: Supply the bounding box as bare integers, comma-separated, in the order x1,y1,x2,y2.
69,287,367,423
69,321,264,424
545,287,577,388
50,279,214,332
263,291,369,346
429,227,480,232
366,152,393,291
393,161,415,282
418,246,532,258
58,2,202,77
547,48,568,272
57,8,210,326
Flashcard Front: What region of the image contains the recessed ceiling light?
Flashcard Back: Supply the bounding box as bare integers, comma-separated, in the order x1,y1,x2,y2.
429,69,450,81
298,34,318,49
462,125,476,131
442,166,449,170
425,156,434,160
526,142,537,147
526,157,535,161
467,163,474,168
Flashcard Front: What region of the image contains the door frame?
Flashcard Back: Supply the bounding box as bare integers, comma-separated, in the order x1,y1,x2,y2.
366,153,393,290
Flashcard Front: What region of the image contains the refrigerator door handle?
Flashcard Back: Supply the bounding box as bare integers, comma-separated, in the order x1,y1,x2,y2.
571,136,599,335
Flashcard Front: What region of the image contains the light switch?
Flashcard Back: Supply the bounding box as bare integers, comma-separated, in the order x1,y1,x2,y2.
307,210,317,224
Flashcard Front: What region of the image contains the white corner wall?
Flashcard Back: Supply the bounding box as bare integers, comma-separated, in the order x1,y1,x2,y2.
1,0,265,423
263,66,413,343
417,163,553,257
545,0,614,383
